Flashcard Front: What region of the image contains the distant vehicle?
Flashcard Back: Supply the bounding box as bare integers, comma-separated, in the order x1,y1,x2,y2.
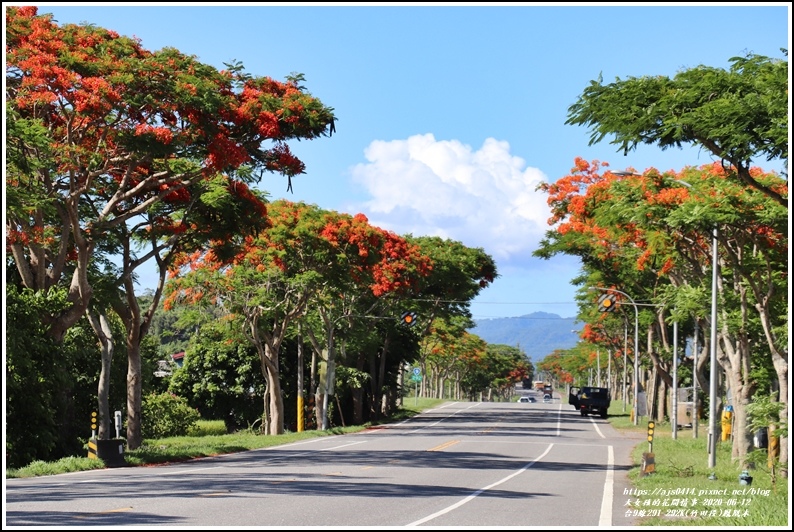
543,394,552,403
518,396,530,403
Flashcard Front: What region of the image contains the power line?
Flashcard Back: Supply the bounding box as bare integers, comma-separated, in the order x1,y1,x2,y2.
471,301,578,305
411,298,578,305
471,314,578,320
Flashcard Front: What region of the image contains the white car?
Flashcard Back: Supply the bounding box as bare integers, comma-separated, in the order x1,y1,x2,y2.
543,394,552,403
517,396,536,403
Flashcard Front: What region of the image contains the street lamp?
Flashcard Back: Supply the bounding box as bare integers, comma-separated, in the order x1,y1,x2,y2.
692,320,699,439
623,320,628,412
672,317,678,440
672,178,719,470
707,225,719,470
591,287,640,426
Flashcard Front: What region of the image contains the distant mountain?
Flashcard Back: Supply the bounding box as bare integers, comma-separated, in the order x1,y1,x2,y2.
468,311,580,363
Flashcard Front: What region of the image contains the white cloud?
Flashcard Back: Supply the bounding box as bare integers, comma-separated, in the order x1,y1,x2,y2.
347,134,553,265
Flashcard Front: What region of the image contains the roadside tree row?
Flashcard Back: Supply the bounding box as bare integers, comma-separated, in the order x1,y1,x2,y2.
534,48,788,474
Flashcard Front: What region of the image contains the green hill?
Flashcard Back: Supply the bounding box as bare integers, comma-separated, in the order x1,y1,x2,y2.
468,312,580,363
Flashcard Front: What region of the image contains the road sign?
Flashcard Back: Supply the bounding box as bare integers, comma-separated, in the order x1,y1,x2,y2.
413,367,421,376
410,375,422,383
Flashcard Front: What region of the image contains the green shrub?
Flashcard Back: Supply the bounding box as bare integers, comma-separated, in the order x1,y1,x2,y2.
141,392,200,439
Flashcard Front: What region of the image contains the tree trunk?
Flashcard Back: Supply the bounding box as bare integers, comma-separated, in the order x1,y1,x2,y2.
125,341,143,449
352,353,364,425
725,373,753,467
772,361,788,477
335,394,346,427
718,330,755,467
112,287,146,451
369,334,390,421
262,343,284,435
86,310,114,440
351,387,363,425
304,327,322,430
377,336,390,418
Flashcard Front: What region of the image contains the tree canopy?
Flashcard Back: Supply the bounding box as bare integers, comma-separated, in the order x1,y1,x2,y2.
535,157,788,468
565,50,788,207
6,5,337,449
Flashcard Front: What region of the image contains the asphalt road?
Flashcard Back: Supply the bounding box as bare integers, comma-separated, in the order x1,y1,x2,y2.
5,395,645,528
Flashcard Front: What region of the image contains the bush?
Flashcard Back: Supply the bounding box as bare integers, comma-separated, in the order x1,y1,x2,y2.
141,392,200,439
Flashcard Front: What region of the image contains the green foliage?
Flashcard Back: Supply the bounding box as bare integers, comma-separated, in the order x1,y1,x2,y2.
141,392,201,439
336,366,371,389
566,51,788,186
5,286,66,468
456,341,524,398
5,285,103,468
746,392,786,438
409,235,499,320
187,419,229,436
5,104,55,217
168,320,265,432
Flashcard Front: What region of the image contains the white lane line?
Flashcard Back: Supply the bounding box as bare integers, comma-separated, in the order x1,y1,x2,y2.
556,402,563,436
406,443,555,526
589,415,607,438
599,445,615,526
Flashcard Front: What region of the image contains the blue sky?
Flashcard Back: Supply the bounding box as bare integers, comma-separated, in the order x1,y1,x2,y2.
18,2,791,319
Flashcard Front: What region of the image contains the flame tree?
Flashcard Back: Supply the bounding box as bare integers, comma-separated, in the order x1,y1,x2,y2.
536,158,787,468
164,200,433,435
6,6,336,449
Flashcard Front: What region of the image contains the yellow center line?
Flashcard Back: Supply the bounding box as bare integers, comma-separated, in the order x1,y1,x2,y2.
75,507,133,518
428,440,460,452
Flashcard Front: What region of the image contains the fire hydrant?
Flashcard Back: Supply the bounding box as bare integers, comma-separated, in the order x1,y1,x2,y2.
721,405,733,441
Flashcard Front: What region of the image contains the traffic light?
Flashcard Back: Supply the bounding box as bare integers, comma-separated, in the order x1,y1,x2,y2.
597,293,617,312
647,421,655,443
400,311,418,327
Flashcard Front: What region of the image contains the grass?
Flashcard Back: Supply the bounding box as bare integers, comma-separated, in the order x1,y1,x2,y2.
606,401,789,527
6,397,789,527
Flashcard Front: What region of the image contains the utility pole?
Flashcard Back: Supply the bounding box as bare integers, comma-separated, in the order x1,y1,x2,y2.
672,318,678,440
693,320,699,439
